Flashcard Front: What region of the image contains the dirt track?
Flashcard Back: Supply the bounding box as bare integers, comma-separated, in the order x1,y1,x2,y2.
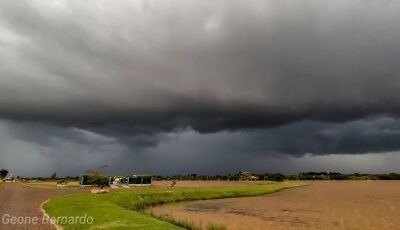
150,181,400,230
0,183,81,230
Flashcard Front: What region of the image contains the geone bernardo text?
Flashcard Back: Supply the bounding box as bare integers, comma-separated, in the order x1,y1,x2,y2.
2,213,94,225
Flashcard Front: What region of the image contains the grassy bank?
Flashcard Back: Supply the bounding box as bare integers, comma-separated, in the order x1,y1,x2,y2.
43,181,303,230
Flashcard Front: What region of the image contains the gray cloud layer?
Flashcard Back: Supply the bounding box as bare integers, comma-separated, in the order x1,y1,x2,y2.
1,1,400,175
2,117,400,176
1,0,400,133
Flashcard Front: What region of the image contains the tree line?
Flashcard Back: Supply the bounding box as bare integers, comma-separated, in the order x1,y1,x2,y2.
153,172,400,181
3,169,400,181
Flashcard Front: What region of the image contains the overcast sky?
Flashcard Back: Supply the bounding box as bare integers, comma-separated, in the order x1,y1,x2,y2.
1,0,400,176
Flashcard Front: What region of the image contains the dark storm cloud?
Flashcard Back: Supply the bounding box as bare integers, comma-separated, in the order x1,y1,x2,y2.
236,117,400,156
2,1,400,176
2,117,400,176
121,116,400,174
0,0,400,134
0,119,174,176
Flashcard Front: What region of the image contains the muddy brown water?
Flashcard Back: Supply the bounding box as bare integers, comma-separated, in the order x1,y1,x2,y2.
149,181,400,230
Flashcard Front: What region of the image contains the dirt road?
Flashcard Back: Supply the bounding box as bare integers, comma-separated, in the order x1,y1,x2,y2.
0,183,81,230
150,181,400,230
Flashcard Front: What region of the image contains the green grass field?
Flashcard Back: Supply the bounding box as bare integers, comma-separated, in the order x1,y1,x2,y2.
43,181,303,230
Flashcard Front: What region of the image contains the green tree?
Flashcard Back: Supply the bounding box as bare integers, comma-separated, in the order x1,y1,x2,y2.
239,171,251,181
50,172,57,180
0,169,8,179
84,173,109,188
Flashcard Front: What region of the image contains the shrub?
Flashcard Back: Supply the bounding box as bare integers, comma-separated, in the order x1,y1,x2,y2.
268,173,285,182
80,173,109,187
329,174,349,180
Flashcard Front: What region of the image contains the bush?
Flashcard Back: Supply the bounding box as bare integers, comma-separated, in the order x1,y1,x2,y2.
329,174,349,180
80,173,109,187
378,173,400,180
268,173,285,182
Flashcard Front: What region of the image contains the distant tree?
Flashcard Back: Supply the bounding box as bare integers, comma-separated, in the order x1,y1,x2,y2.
378,173,400,180
329,173,349,180
170,179,177,188
50,172,57,180
239,171,251,181
262,173,286,181
0,169,8,179
82,173,109,188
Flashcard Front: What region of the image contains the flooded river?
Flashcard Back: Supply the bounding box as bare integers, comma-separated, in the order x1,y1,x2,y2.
148,181,400,230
